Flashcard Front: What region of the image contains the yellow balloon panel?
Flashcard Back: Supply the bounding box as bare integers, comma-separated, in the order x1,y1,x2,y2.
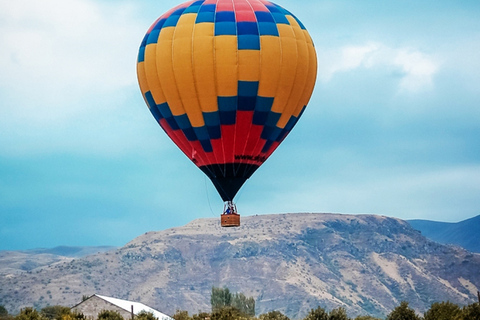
156,27,185,117
238,50,260,82
257,36,282,98
277,21,310,128
192,23,218,113
173,14,204,127
270,24,298,117
214,35,238,97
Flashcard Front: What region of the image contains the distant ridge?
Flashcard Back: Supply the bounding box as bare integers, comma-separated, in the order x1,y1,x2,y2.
0,246,117,273
23,246,117,258
408,214,480,253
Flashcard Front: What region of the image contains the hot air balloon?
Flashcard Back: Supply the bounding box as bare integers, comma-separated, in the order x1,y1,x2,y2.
137,0,317,227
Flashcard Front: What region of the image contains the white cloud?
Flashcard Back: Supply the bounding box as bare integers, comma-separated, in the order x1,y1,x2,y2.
0,0,162,157
317,42,439,93
0,0,144,125
394,49,438,92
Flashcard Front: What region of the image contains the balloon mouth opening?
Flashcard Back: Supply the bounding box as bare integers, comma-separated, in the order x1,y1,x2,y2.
199,163,260,201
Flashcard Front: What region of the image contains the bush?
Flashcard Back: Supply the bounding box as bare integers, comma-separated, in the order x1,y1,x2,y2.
41,306,72,320
328,308,350,320
59,312,86,320
386,302,420,320
97,310,124,320
328,307,350,320
172,311,190,320
0,306,12,320
211,287,255,317
135,312,157,320
192,313,210,320
458,302,480,320
15,308,48,320
304,307,328,320
258,311,290,320
211,307,243,320
423,301,461,320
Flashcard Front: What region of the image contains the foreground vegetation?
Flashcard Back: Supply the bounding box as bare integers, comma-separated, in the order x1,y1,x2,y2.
1,287,479,320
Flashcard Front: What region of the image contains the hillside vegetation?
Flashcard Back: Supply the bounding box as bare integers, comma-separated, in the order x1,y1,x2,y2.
1,290,479,320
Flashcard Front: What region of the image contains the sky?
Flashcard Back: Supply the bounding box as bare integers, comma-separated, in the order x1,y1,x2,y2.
1,0,479,251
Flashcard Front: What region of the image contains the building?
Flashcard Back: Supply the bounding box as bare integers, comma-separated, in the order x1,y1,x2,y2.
71,294,172,320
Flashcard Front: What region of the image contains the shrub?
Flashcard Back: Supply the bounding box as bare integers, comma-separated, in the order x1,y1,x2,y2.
303,307,328,320
97,310,124,320
423,301,461,320
15,308,47,320
135,312,157,320
328,308,350,320
41,306,71,320
458,302,480,320
172,310,190,320
211,307,243,320
258,311,290,320
386,302,420,320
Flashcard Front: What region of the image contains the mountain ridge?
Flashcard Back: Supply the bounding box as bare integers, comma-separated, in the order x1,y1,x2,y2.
1,213,479,319
408,214,480,253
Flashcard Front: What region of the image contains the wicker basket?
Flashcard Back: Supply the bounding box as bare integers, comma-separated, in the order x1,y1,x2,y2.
221,213,240,227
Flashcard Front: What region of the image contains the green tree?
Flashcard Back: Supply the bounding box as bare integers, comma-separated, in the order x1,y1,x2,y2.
303,307,328,320
210,307,242,320
0,306,9,319
172,311,190,320
15,308,48,320
135,312,157,320
211,287,233,313
41,306,72,320
328,308,350,320
258,311,290,320
56,311,86,320
353,316,381,320
457,302,480,320
0,306,8,316
97,310,124,320
386,301,420,320
231,293,255,317
423,301,461,320
192,312,211,320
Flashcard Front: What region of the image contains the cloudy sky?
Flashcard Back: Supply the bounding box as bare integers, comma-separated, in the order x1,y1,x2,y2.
1,0,479,251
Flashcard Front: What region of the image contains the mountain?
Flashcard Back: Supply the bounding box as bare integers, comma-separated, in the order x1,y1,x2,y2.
408,215,480,253
24,246,117,258
1,213,479,319
0,246,116,274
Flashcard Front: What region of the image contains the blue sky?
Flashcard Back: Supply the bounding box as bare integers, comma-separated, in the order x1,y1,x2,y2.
1,0,479,251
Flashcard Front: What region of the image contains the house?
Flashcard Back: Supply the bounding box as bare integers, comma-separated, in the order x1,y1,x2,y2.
71,294,173,320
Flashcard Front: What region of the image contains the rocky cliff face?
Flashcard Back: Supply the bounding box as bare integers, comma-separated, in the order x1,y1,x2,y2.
1,213,479,319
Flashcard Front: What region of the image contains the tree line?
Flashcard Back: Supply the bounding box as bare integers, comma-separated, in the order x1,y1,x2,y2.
0,306,157,320
1,287,479,320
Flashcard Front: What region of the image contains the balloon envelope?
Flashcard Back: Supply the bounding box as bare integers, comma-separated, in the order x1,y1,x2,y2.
137,0,317,201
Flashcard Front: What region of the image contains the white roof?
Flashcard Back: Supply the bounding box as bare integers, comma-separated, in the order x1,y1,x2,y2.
95,294,172,320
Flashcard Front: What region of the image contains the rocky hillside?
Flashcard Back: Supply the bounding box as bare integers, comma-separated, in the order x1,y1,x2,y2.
1,213,479,319
0,246,116,273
